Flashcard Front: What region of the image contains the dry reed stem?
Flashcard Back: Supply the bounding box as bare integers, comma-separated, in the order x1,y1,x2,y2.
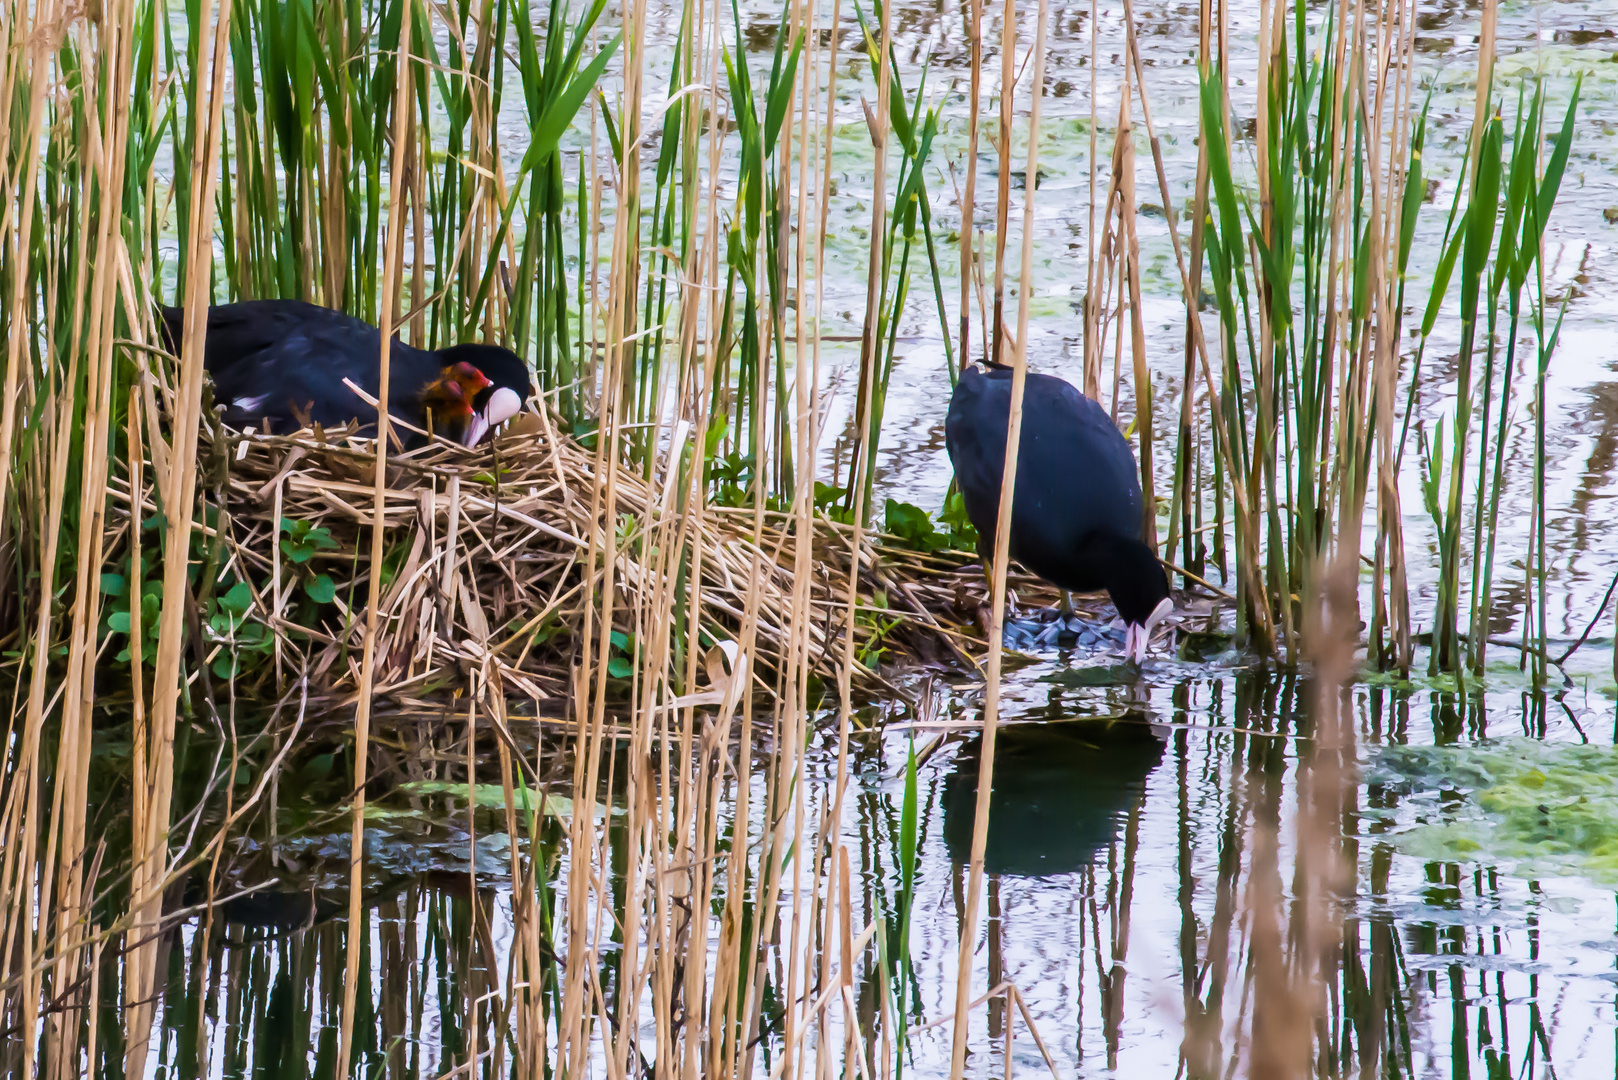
0,3,58,1059
333,18,414,1078
0,0,55,539
987,0,1013,369
1115,70,1156,551
949,0,1048,1073
775,0,823,1072
1082,0,1100,398
123,0,234,1067
43,6,141,1071
960,0,983,368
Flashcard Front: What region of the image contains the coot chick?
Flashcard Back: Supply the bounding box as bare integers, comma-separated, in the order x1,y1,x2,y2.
945,361,1172,663
159,300,532,447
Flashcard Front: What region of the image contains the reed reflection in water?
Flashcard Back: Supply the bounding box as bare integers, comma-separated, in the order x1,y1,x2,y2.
105,660,1617,1079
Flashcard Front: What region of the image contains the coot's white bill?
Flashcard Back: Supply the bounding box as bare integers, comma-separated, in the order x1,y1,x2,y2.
486,386,523,427
463,387,526,446
1123,597,1174,664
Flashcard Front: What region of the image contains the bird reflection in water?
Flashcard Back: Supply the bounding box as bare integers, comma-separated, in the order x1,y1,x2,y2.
942,716,1164,877
941,716,1164,1059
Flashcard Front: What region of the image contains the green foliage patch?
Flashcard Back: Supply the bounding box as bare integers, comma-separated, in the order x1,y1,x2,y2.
1370,738,1618,886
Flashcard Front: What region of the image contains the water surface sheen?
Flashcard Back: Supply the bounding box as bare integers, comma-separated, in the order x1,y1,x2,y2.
160,656,1618,1078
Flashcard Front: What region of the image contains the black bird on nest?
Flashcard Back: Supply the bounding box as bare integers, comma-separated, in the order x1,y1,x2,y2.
160,300,533,448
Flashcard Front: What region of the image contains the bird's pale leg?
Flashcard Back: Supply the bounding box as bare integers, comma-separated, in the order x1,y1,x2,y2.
974,557,1021,635
1058,589,1075,617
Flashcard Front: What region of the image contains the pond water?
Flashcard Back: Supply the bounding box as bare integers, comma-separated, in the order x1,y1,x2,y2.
136,653,1618,1078
121,0,1618,1075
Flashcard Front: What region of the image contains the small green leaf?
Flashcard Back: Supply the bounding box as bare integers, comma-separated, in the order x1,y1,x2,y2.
285,545,314,564
607,656,633,679
213,654,237,680
220,581,254,614
108,612,131,634
610,629,629,652
303,574,336,604
704,416,727,458
884,499,938,549
101,573,127,598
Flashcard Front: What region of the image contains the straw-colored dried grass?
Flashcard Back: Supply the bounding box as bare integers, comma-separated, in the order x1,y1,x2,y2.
106,406,980,707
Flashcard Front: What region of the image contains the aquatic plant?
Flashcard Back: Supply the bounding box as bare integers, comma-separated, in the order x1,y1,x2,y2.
1373,739,1618,886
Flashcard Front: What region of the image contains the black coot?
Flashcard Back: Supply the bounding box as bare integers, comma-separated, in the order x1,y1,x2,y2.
945,361,1172,662
160,300,533,447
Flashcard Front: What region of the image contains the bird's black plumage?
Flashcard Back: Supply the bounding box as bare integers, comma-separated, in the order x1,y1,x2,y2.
159,300,533,444
945,362,1171,658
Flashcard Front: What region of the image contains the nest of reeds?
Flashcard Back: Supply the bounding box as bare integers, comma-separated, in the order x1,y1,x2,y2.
112,402,980,709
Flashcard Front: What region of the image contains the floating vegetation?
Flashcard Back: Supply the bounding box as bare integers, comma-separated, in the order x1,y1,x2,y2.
1371,739,1618,886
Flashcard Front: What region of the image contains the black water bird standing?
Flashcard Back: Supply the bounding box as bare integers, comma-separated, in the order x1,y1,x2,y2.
945,360,1172,662
159,300,532,447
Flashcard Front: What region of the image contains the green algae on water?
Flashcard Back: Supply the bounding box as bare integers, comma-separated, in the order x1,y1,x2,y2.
1369,738,1618,886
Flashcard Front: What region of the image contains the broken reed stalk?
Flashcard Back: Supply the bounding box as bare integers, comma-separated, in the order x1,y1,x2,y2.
949,0,1048,1074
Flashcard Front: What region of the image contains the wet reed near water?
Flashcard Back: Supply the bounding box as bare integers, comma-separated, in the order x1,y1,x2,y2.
0,0,1595,1071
